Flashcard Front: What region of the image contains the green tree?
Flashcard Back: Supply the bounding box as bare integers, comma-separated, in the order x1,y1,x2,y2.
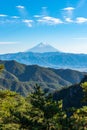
0,90,29,130
81,82,87,102
27,84,67,130
68,82,87,130
0,64,4,72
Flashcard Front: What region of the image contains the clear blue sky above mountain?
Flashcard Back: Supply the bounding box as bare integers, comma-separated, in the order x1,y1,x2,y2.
0,0,87,54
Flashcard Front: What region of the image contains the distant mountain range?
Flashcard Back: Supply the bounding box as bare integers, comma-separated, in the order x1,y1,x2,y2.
0,60,85,96
0,43,87,71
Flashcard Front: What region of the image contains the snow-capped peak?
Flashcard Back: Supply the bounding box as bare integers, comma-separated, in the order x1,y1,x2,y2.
26,42,59,53
37,42,49,47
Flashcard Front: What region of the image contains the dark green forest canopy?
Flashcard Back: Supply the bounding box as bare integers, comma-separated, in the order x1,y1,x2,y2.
0,83,87,130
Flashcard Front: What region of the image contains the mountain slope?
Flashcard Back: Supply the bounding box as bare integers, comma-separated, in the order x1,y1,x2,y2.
53,75,87,109
0,60,85,96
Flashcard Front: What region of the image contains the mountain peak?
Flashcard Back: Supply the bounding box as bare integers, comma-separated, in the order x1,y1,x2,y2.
27,42,59,53
38,42,49,47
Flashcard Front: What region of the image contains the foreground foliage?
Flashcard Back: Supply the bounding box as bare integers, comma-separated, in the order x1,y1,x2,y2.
0,64,4,72
0,83,87,130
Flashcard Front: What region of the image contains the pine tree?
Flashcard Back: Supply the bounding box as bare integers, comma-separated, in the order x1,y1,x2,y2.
27,84,67,130
68,82,87,130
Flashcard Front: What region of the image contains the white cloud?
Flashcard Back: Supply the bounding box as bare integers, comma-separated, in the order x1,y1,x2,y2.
41,7,48,16
16,5,29,19
63,7,75,11
0,14,7,17
22,19,33,27
62,7,75,22
0,18,20,24
65,18,73,23
11,16,20,19
0,42,19,44
16,5,24,9
76,17,87,23
34,7,48,19
34,15,41,18
37,16,63,25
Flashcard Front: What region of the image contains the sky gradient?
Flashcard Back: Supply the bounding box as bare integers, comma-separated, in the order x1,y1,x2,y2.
0,0,87,54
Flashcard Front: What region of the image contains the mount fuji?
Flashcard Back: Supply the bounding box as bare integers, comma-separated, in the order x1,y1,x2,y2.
27,42,59,53
0,42,87,71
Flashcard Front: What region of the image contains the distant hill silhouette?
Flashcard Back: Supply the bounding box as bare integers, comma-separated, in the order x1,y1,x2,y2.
0,51,87,71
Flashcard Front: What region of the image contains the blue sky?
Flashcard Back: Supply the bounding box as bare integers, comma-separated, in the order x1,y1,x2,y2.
0,0,87,54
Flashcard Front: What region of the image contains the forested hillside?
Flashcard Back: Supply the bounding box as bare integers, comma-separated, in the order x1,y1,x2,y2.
0,60,84,96
0,83,87,130
0,65,87,129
